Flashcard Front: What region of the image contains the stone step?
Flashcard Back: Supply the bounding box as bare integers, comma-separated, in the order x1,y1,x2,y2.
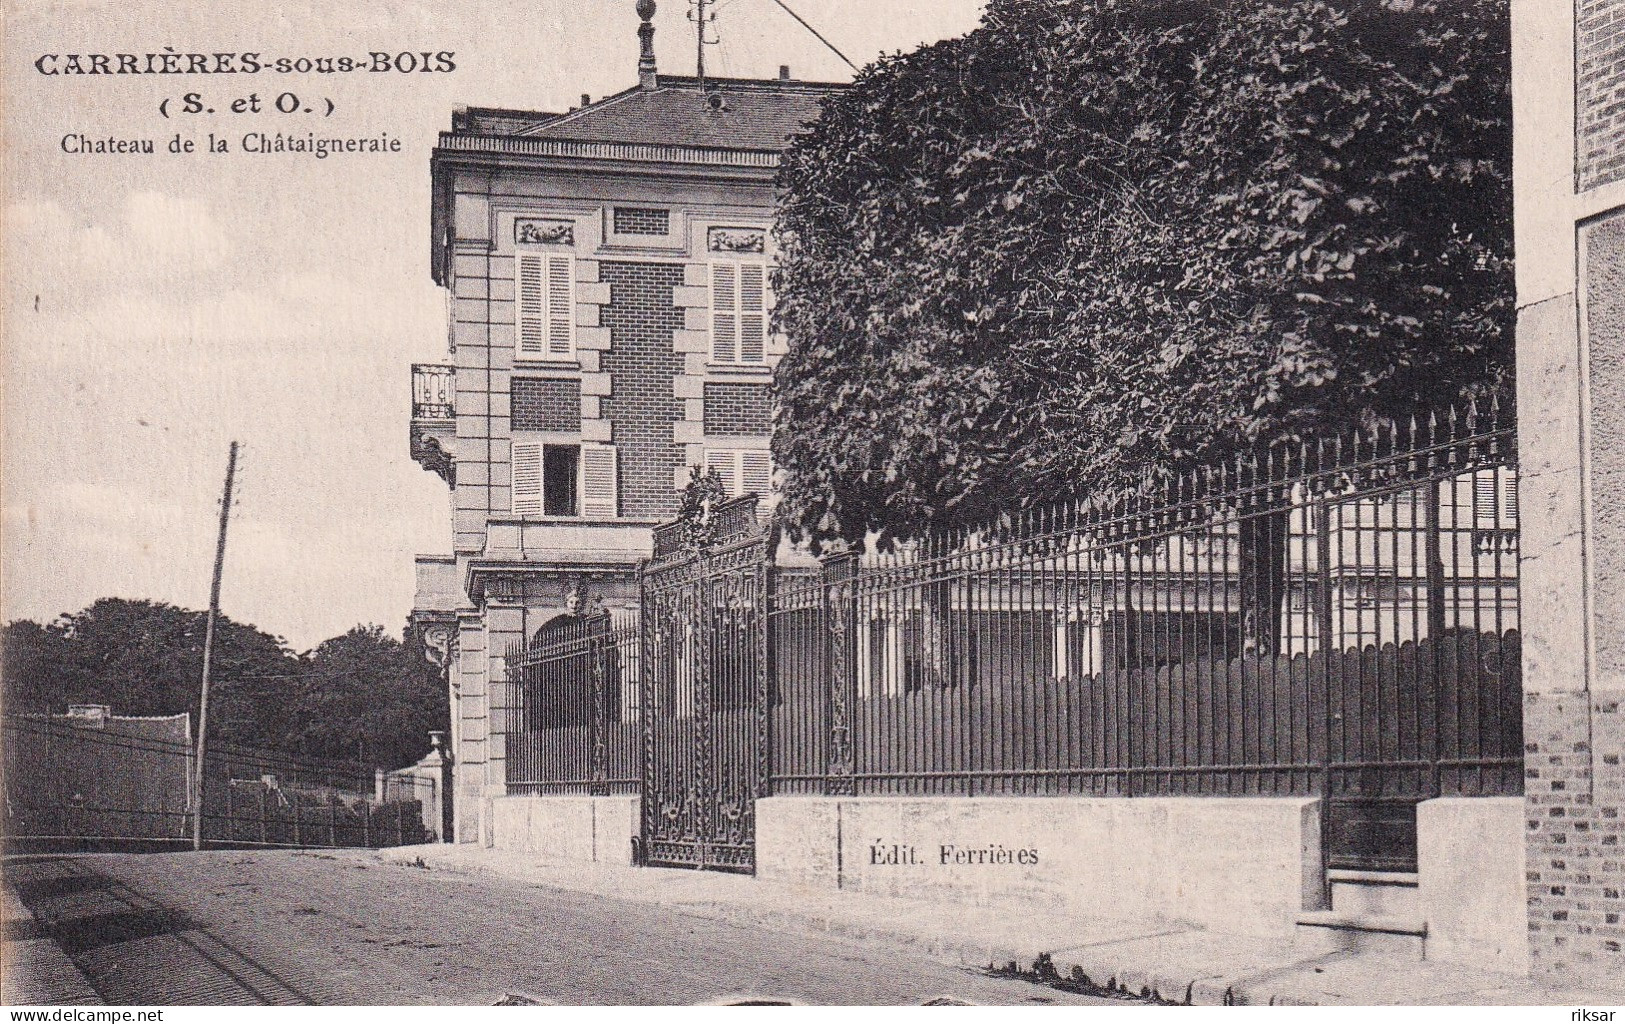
1327,869,1420,918
1294,910,1428,959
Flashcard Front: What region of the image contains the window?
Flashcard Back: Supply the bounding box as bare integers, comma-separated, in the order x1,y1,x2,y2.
710,261,767,365
1472,468,1518,523
705,448,771,498
542,446,579,516
512,441,618,518
515,253,575,360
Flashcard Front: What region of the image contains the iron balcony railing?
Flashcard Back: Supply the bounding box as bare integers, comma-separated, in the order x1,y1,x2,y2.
411,363,455,420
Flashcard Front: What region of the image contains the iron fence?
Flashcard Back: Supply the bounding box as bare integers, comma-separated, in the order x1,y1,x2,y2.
501,403,1520,872
501,610,641,795
768,403,1519,869
1,715,437,850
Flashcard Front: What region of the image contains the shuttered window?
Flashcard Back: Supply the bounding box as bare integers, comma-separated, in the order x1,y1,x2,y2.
510,441,616,518
705,448,772,498
580,444,618,519
511,440,544,515
710,261,767,365
1472,469,1519,523
515,253,575,360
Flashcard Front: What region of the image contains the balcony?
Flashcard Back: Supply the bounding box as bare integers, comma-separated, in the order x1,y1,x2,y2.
411,363,455,486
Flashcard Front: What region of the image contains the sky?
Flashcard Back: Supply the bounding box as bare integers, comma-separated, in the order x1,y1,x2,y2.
1,0,986,651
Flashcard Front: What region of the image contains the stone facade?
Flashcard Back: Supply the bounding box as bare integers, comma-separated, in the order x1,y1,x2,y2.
1512,0,1625,988
411,50,840,841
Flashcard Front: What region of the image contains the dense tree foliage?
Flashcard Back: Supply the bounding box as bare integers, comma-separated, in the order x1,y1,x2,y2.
772,0,1512,550
1,599,446,769
291,625,448,769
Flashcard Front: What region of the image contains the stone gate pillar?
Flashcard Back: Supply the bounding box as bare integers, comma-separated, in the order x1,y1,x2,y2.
1512,0,1625,988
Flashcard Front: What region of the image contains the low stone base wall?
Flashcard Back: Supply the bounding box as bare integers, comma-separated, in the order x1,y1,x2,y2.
1416,796,1526,973
483,795,638,865
756,796,1323,937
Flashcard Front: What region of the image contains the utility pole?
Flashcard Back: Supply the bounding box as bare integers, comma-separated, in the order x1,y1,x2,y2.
192,441,239,851
689,0,712,87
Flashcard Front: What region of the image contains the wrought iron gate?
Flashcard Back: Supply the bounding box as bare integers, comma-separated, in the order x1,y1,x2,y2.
637,498,772,872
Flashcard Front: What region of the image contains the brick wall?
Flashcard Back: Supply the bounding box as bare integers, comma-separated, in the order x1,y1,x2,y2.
1524,693,1625,987
511,377,581,432
1579,0,1625,191
703,381,771,436
600,261,685,519
613,207,670,236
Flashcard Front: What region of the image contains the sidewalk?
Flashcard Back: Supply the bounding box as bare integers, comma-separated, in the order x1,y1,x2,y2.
370,843,1624,1007
1,878,102,1006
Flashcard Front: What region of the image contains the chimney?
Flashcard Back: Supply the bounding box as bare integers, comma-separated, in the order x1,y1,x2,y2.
580,93,591,108
779,65,791,81
637,0,658,91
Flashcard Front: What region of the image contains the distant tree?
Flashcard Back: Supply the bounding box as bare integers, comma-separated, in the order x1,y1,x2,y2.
0,600,447,769
0,598,300,744
772,0,1513,553
1,619,71,715
288,624,447,770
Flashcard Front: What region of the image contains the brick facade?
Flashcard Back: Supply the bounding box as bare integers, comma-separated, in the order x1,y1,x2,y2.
1579,0,1625,191
1524,694,1625,987
600,261,685,519
613,206,671,236
511,377,582,433
703,381,771,436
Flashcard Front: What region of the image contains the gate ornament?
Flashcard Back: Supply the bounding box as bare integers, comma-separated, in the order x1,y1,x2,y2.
673,466,729,553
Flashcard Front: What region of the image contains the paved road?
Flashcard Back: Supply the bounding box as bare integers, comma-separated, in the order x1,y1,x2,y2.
4,852,1123,1005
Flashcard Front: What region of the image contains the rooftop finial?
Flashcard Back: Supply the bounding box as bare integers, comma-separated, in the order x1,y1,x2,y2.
638,0,658,91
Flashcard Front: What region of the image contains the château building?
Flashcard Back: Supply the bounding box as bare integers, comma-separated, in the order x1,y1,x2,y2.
409,2,842,841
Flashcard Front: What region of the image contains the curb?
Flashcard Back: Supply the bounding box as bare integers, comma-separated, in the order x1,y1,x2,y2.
377,848,1608,1007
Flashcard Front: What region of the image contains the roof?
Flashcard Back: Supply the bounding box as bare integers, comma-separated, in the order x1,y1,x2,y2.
453,74,844,151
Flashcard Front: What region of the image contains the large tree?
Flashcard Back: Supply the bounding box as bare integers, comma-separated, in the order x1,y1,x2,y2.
0,598,300,742
1,600,446,769
772,0,1512,552
287,624,448,770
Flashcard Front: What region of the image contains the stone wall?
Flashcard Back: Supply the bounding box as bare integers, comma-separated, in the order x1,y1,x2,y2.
756,796,1324,938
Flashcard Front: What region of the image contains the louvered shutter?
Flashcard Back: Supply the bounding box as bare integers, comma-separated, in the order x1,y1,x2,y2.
739,264,766,364
1503,472,1518,521
580,444,618,519
516,255,548,359
1473,473,1498,520
511,441,543,515
711,262,738,363
546,254,574,358
705,449,738,497
740,450,771,497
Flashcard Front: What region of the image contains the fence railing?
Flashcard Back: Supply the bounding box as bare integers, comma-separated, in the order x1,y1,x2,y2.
772,403,1519,807
501,403,1521,842
501,610,641,795
1,716,437,849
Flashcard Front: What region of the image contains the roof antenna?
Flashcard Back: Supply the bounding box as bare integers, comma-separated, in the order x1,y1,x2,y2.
688,0,718,89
